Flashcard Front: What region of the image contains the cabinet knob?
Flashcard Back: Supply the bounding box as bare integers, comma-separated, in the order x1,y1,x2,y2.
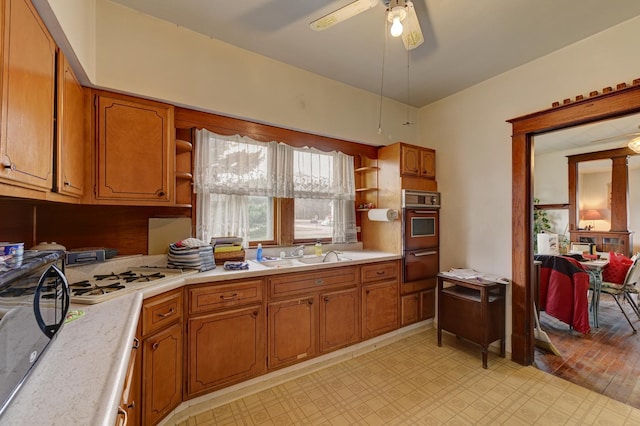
152,342,159,351
64,180,71,186
127,401,135,409
157,191,166,197
315,279,324,285
251,310,259,318
307,299,314,305
323,296,330,303
132,337,140,349
1,160,15,171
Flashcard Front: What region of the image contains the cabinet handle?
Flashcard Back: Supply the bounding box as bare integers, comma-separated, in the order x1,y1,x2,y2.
220,293,238,300
323,296,330,303
64,180,71,186
251,310,259,318
412,250,437,257
376,271,385,275
1,161,15,171
127,401,135,410
315,279,324,285
116,407,128,426
158,191,166,197
157,308,174,318
132,337,140,349
152,342,159,351
366,289,370,295
307,299,314,305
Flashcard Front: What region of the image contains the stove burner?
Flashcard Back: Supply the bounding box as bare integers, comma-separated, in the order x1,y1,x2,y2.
70,280,126,296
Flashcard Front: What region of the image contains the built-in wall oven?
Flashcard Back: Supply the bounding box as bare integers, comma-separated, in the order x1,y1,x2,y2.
402,190,440,287
0,250,70,418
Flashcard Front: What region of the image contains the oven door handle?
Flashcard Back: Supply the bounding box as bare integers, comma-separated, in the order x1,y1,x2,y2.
410,210,438,214
410,250,438,257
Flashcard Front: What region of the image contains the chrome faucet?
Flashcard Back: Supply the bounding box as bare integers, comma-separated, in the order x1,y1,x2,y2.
322,250,340,263
289,245,305,258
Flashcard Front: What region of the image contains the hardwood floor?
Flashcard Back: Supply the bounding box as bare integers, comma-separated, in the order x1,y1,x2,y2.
534,295,640,409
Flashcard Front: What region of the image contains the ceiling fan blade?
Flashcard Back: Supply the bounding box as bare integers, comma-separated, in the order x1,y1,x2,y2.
310,0,378,31
401,1,423,50
588,131,640,145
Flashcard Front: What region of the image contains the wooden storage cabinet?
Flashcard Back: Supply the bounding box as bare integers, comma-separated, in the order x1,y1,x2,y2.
187,305,265,397
319,287,360,353
140,289,182,425
400,144,435,179
56,51,86,198
185,278,265,398
569,230,632,257
93,91,174,205
0,0,56,192
361,260,399,339
401,289,435,326
268,296,317,369
117,331,141,426
437,275,506,369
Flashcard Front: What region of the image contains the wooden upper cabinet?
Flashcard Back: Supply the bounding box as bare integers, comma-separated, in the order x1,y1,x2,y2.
400,143,435,179
94,91,174,205
0,0,56,191
55,52,86,197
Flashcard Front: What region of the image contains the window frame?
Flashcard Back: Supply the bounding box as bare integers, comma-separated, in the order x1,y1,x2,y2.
176,108,377,248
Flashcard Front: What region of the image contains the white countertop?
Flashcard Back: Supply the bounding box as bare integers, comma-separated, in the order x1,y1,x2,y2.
0,250,399,424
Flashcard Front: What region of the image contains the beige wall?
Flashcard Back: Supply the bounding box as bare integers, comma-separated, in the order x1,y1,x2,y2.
89,0,419,147
418,15,640,349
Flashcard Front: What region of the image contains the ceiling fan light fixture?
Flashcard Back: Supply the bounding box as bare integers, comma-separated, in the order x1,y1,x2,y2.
387,5,407,37
629,136,640,153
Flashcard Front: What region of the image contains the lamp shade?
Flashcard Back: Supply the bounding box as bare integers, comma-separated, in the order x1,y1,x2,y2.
581,209,603,221
629,136,640,153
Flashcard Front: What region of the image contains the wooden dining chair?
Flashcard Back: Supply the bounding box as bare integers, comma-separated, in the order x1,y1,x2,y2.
600,254,640,333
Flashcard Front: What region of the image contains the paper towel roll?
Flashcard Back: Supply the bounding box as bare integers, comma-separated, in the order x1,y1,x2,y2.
367,208,398,222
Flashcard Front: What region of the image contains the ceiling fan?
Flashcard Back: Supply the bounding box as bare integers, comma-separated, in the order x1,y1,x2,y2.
309,0,424,51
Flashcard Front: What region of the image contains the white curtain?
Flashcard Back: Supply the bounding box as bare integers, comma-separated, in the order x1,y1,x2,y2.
194,129,356,244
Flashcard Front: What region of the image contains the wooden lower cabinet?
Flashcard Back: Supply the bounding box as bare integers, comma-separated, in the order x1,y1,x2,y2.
142,321,182,426
268,296,317,369
401,289,435,326
186,305,265,397
319,288,360,353
362,280,398,339
140,289,183,426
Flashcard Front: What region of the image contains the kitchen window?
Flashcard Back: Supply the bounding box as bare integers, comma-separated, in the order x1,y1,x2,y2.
194,129,356,247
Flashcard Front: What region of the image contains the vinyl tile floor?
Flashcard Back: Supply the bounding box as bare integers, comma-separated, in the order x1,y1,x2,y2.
174,328,640,425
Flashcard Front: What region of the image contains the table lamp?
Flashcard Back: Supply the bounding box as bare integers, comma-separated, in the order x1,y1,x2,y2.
581,209,603,230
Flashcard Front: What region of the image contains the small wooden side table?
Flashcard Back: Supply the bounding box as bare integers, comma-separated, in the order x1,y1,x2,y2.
437,273,506,368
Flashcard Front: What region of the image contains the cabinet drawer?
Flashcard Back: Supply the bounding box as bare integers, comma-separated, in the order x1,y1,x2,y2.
361,261,398,284
269,266,358,299
188,279,263,314
141,289,182,337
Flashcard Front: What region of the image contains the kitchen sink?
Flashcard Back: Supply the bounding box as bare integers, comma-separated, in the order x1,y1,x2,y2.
298,252,348,264
257,258,301,268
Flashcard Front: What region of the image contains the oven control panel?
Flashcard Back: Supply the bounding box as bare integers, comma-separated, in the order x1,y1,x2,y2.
402,190,440,208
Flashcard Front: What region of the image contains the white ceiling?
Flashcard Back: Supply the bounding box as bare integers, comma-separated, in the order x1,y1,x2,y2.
108,0,640,108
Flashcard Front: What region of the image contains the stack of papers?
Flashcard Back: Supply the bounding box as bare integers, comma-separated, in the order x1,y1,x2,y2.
441,268,509,284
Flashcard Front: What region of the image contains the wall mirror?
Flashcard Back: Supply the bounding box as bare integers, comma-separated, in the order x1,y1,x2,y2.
534,113,640,255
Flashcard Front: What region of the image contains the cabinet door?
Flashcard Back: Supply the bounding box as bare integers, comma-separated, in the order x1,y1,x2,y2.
187,305,265,397
420,288,435,320
95,93,174,204
142,322,182,426
401,293,420,326
319,288,359,353
362,280,398,339
400,145,420,176
120,333,141,426
0,0,56,191
419,149,436,178
268,297,317,369
56,52,85,197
